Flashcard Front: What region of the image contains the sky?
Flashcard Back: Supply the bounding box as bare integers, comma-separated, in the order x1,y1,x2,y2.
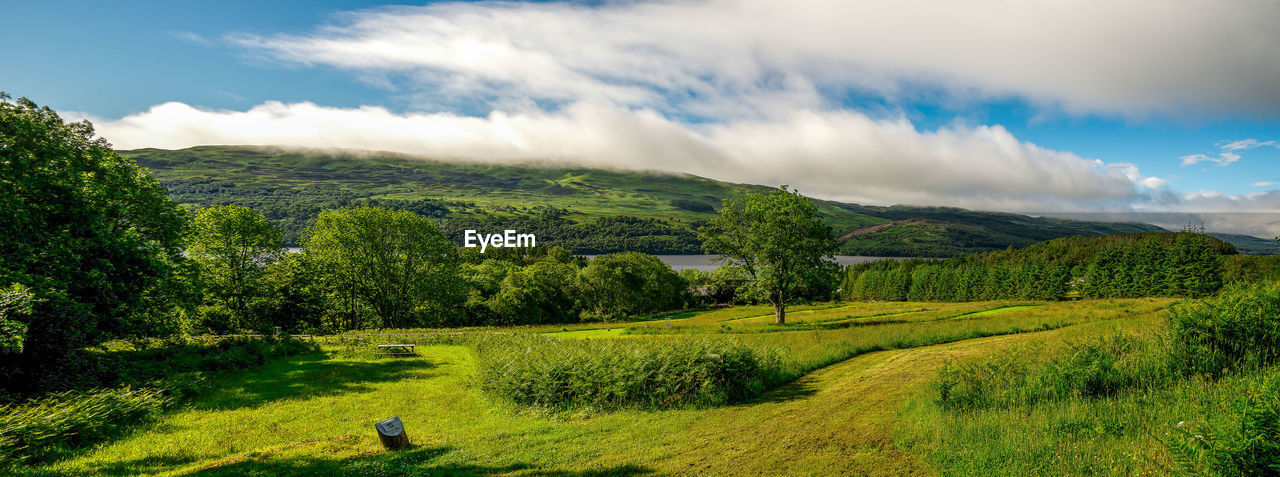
3,0,1279,237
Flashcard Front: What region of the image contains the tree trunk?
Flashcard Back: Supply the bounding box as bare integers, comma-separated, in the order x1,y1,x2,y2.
774,303,786,325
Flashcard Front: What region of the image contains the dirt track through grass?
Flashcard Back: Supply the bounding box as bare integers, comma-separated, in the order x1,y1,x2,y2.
639,328,1082,475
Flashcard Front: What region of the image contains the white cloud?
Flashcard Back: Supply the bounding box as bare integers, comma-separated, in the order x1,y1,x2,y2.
227,0,1280,119
170,31,214,46
1221,139,1278,151
1181,137,1280,166
1252,181,1278,187
1181,152,1242,166
69,1,1280,236
80,100,1148,212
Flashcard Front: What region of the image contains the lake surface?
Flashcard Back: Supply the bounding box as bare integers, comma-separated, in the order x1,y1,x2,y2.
287,248,907,271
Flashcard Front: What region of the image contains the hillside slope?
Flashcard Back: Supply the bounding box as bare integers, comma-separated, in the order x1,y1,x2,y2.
1210,233,1280,255
124,146,1170,256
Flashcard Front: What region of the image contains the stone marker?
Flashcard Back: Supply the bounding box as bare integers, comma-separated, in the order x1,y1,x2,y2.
375,416,410,450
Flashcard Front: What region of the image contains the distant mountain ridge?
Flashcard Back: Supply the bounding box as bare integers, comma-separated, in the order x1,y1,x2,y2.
123,146,1219,257
1209,233,1280,255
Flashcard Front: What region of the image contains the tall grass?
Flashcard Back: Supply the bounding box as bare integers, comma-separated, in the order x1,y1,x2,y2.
0,336,319,467
470,299,1171,412
1167,282,1280,378
472,334,780,411
734,299,1171,384
901,282,1280,475
0,386,172,466
935,333,1171,411
1165,371,1280,475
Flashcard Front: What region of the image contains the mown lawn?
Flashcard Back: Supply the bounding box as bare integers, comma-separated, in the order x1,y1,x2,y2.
18,299,1180,476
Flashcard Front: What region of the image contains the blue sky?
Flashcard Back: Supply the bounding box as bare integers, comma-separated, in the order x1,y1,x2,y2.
3,0,1278,234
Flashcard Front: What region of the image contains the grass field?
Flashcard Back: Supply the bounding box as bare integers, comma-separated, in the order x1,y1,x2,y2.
16,298,1208,476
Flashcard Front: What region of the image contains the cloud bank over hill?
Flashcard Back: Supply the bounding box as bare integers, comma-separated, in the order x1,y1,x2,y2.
75,0,1280,236
86,100,1155,212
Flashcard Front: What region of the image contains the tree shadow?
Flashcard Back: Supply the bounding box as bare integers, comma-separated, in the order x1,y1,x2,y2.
13,453,201,477
192,354,440,412
86,453,203,477
814,318,910,330
187,445,655,476
10,354,443,474
747,376,819,404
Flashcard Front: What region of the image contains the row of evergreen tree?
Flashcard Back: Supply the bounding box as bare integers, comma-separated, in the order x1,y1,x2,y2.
842,232,1229,301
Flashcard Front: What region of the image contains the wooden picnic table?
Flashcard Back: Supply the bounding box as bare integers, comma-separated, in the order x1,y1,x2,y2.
376,344,416,356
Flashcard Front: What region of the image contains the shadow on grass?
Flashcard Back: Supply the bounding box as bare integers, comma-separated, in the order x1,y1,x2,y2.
85,453,202,477
749,376,820,404
187,445,655,476
12,452,203,477
192,353,439,412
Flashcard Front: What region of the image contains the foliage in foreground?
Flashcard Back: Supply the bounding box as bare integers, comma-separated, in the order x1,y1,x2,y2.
473,334,780,411
912,282,1280,475
0,335,318,466
1165,372,1280,476
935,333,1171,411
0,386,173,466
1167,282,1280,378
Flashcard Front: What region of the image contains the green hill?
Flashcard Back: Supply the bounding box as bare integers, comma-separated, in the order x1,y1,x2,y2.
123,146,1169,256
1210,233,1280,255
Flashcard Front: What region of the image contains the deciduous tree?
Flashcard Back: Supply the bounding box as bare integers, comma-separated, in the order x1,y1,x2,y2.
305,207,463,329
0,93,188,386
700,186,837,324
188,205,284,331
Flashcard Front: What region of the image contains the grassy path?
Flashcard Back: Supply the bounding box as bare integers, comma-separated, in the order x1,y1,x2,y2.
636,329,1076,475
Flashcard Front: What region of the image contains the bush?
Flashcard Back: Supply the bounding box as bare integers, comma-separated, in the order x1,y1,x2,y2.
1168,282,1280,378
0,283,34,355
576,252,691,321
935,348,1034,411
473,334,780,411
670,199,715,213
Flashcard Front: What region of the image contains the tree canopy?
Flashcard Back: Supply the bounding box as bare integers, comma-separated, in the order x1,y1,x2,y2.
304,206,464,329
0,93,188,385
188,205,285,332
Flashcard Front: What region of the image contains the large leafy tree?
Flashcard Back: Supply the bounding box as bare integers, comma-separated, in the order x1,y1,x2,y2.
0,93,188,384
576,252,690,320
699,186,837,324
305,207,463,329
188,205,284,332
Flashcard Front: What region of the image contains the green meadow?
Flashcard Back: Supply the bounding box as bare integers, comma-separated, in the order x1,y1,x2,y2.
15,297,1218,476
